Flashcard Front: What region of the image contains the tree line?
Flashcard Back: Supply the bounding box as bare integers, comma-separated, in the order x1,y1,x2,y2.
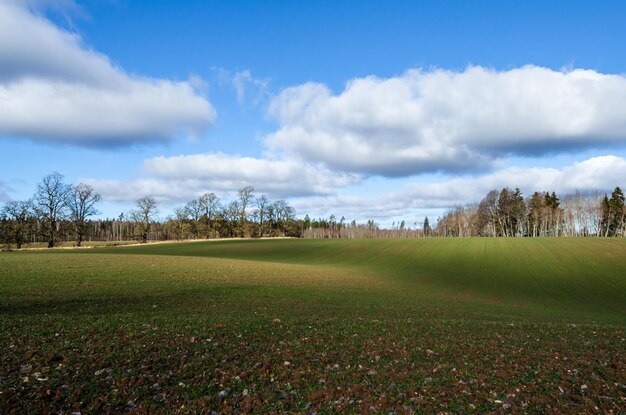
303,187,625,239
2,173,625,249
434,187,625,237
162,186,302,241
1,172,101,249
301,215,432,239
0,173,303,250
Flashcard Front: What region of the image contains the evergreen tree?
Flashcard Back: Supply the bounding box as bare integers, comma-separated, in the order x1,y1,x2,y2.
510,188,527,236
607,187,625,236
600,194,611,236
544,191,562,236
497,188,513,237
1,200,34,249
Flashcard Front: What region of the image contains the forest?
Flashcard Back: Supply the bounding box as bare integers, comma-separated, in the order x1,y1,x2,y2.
423,187,625,238
1,172,625,250
300,187,626,238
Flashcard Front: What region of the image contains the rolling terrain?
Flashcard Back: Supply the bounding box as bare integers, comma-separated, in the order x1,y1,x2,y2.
1,238,625,413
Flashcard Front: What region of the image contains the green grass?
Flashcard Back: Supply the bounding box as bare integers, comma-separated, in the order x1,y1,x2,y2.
1,238,625,413
15,240,141,249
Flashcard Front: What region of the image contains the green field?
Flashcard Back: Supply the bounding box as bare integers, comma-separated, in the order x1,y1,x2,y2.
14,240,141,249
1,238,625,413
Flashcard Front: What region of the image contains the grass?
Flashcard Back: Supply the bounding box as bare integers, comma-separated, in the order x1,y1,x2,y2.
15,240,141,249
1,238,625,413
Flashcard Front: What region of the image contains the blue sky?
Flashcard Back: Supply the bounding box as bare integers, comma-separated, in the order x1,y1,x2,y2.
1,0,626,225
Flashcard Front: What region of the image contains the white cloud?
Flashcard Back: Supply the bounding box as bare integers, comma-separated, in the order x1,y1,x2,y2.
80,178,204,204
232,70,269,106
290,155,626,222
0,1,215,145
83,153,361,203
82,154,626,219
397,155,626,206
214,68,269,106
144,153,360,195
266,66,626,176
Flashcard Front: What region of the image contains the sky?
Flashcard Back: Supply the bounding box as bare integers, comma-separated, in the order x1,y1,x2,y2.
1,0,626,225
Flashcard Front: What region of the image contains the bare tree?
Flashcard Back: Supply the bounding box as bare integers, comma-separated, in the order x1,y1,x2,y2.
184,199,202,238
198,192,220,237
172,206,191,240
237,186,255,237
132,196,157,243
225,200,241,237
67,183,101,246
34,172,71,248
255,194,269,237
477,190,499,236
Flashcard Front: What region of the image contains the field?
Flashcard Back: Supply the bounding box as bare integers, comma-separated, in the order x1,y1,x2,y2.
1,238,625,414
12,240,145,250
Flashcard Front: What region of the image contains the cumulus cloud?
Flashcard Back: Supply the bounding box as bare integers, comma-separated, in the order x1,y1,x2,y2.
396,155,626,207
290,155,626,221
79,154,625,221
266,66,626,176
80,178,202,204
144,153,360,195
83,153,361,203
0,1,215,145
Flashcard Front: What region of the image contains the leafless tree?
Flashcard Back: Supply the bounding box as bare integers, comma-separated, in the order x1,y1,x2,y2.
67,183,101,246
172,206,191,240
184,199,202,238
132,196,157,243
34,172,71,248
237,186,255,237
198,192,220,237
477,190,499,236
225,200,241,236
255,194,269,237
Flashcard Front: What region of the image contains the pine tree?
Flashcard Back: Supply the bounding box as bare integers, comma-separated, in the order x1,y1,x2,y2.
510,188,526,236
608,187,625,236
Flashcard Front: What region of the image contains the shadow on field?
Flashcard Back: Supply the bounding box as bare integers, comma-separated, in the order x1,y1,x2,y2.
0,286,254,317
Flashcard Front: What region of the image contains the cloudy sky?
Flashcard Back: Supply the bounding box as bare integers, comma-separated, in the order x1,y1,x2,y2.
1,0,626,225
